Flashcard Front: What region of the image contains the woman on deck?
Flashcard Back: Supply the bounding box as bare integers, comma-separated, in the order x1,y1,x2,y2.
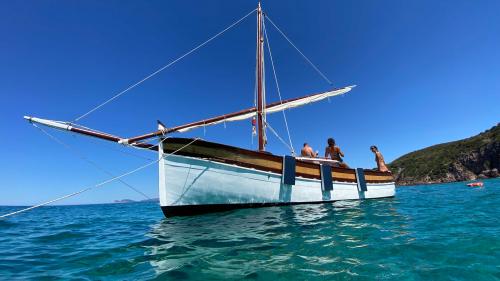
325,138,349,168
371,145,390,172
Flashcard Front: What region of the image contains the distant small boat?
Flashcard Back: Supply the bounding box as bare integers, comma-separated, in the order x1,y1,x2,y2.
467,182,484,187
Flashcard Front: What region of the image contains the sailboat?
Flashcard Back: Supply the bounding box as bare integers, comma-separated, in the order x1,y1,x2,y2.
24,3,395,217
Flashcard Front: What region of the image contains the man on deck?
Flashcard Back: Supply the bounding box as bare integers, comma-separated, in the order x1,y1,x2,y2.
301,143,317,158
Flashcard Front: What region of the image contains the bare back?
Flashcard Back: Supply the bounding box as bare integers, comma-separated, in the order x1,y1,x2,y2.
325,146,343,161
301,146,316,158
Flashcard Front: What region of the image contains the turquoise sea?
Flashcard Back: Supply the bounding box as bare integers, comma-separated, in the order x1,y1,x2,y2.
1,179,499,280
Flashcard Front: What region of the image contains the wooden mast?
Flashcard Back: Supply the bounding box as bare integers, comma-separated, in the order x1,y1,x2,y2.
256,2,265,151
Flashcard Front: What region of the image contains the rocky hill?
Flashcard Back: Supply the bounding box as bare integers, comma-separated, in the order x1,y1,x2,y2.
389,123,500,185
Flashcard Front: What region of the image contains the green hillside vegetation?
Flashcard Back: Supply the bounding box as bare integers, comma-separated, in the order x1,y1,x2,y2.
389,124,499,183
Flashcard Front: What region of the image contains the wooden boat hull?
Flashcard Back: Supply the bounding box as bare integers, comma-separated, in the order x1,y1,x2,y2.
159,138,395,217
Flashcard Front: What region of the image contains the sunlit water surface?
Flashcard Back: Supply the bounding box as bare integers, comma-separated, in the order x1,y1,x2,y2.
1,179,499,280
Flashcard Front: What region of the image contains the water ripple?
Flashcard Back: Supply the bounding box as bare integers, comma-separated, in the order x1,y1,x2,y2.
0,179,499,280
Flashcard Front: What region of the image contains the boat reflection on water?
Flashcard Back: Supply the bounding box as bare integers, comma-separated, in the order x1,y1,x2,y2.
143,198,413,279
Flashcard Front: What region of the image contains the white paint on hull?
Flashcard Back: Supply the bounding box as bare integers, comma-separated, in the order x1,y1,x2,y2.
159,153,395,208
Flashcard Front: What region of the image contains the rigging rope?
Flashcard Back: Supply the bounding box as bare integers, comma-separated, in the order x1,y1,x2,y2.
86,137,155,161
73,8,257,122
262,19,295,156
76,127,159,152
33,123,152,200
265,121,295,155
264,15,333,86
0,138,199,219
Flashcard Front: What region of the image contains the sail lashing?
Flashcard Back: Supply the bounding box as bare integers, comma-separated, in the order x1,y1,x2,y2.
125,86,353,143
24,86,353,147
172,86,353,133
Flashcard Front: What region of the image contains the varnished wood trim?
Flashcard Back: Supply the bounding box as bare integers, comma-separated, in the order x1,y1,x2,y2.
163,138,394,184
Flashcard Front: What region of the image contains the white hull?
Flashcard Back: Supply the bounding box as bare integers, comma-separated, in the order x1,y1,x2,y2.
159,154,395,216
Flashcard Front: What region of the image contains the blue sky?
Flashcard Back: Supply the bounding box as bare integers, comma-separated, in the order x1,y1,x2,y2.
1,0,499,205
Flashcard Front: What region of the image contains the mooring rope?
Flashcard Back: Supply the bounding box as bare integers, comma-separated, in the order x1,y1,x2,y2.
264,15,333,86
73,8,256,122
0,138,199,219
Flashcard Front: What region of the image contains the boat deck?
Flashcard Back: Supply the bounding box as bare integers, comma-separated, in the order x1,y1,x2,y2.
162,138,394,184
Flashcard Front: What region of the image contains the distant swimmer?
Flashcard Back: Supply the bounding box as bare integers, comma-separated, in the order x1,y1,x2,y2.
325,138,349,168
370,145,390,172
301,143,317,158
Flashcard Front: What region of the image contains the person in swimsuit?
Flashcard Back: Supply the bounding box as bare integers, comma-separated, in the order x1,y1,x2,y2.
370,145,390,172
301,143,317,158
324,138,349,168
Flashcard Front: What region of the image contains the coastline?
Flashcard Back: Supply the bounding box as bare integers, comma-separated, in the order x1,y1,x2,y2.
396,176,499,187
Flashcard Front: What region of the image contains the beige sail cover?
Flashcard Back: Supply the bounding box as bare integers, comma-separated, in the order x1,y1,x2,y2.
176,86,354,133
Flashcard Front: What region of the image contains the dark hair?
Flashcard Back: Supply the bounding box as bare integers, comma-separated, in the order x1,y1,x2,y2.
303,143,308,147
370,145,378,151
327,138,335,146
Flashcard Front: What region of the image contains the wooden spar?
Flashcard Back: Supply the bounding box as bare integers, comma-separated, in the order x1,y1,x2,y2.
125,86,351,143
256,2,265,151
23,116,154,149
25,85,349,147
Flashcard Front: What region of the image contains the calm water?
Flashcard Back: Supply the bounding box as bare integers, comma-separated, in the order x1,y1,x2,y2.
1,179,499,280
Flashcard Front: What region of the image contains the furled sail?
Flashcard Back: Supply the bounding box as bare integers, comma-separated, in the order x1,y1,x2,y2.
127,85,354,143
178,86,353,132
25,86,354,145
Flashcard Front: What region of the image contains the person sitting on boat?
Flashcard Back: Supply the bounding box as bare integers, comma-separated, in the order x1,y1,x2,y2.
325,138,349,168
370,145,390,172
301,143,317,158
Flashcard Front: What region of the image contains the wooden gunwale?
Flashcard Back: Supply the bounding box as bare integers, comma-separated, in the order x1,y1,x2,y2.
162,138,394,184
